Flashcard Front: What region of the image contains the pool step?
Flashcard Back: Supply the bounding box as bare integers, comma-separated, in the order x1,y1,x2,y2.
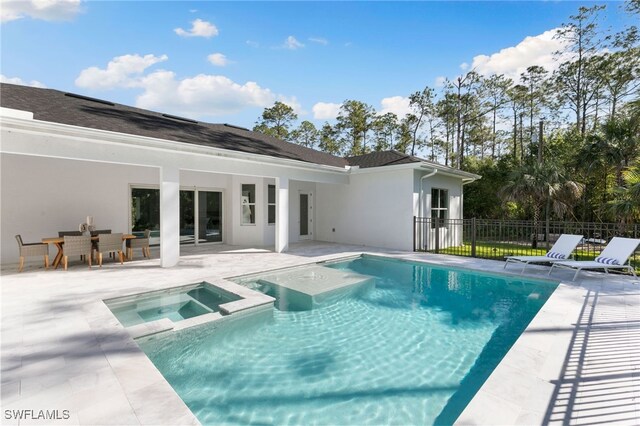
257,265,374,310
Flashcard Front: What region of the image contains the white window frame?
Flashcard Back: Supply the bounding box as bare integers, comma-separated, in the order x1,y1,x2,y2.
241,183,256,226
267,184,276,226
430,188,448,228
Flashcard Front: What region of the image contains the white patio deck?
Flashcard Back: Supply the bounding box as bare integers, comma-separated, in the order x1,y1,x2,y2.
1,242,639,425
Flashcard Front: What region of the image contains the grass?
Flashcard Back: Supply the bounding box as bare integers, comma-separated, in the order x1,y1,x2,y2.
436,241,640,273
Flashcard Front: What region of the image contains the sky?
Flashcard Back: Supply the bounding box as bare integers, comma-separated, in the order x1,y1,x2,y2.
1,1,635,130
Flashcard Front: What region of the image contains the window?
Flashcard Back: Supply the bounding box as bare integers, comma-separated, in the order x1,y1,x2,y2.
241,184,256,225
431,188,448,228
267,185,276,225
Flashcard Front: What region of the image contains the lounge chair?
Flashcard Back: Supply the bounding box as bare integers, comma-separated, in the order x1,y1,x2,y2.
548,237,640,281
504,234,584,273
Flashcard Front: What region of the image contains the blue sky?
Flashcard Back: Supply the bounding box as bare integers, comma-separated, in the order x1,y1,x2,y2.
1,1,634,129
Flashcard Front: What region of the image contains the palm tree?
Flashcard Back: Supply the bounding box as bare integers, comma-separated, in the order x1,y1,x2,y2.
607,159,640,223
500,161,584,247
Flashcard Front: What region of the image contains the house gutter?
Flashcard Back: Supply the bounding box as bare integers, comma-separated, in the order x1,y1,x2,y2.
419,166,438,218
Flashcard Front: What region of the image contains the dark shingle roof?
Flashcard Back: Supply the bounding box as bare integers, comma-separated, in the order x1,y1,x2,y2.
346,150,422,168
0,83,348,168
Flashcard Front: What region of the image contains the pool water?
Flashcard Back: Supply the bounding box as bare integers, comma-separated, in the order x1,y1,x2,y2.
140,256,558,425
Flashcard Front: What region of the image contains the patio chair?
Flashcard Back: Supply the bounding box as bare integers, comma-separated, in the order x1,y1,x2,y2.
15,235,49,272
63,235,92,271
90,229,112,257
504,234,584,273
59,231,87,260
96,233,124,267
548,237,640,281
126,229,151,260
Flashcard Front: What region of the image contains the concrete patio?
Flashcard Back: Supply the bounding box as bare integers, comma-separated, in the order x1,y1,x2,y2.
1,242,639,425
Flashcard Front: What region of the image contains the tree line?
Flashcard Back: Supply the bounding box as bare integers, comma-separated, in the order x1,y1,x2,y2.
254,3,640,223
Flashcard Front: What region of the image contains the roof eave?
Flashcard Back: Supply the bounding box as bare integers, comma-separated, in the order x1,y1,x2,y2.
0,114,351,175
349,160,481,181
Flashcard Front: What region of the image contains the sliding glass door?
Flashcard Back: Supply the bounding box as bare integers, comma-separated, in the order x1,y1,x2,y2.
131,187,223,245
131,188,161,245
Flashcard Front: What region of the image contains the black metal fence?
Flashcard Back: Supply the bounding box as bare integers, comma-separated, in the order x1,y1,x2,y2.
413,217,640,270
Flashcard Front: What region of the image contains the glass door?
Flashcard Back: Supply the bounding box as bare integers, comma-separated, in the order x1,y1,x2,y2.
131,187,223,245
179,190,195,245
131,188,160,245
299,192,313,240
198,191,223,243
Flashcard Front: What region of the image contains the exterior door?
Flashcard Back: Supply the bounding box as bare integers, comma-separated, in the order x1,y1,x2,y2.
197,191,223,243
299,192,313,240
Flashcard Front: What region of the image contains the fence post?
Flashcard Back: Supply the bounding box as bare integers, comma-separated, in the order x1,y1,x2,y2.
471,217,477,257
413,216,416,252
435,217,440,254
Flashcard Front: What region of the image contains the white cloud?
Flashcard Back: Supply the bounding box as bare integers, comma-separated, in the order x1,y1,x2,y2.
434,76,447,87
309,37,328,45
460,62,469,71
379,96,411,118
312,102,341,120
207,53,229,67
1,0,82,23
469,28,569,81
174,18,218,38
0,74,46,88
136,73,278,116
73,54,297,118
246,40,259,48
283,36,304,50
75,54,168,90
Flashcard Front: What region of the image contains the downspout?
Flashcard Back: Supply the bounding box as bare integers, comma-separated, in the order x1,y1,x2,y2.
419,168,438,218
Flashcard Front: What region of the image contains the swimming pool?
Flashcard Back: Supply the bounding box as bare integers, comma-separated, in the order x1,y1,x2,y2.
139,255,558,425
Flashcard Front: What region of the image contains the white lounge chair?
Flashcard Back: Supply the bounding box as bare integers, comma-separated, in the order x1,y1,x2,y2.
548,237,640,281
504,234,584,273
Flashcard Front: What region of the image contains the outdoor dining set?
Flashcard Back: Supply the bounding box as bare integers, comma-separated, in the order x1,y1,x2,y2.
15,229,151,272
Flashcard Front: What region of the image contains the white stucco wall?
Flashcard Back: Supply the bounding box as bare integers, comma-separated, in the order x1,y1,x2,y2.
415,170,463,220
414,170,465,249
1,154,158,264
315,168,415,251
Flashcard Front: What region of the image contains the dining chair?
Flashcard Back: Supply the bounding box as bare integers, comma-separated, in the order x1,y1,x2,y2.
15,235,49,272
90,229,112,257
96,233,124,267
127,229,151,260
62,235,92,271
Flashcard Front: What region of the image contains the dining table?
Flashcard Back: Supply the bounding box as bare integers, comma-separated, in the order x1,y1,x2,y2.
42,234,136,269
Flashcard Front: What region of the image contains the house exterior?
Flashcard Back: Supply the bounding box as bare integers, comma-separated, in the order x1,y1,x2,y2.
0,83,479,266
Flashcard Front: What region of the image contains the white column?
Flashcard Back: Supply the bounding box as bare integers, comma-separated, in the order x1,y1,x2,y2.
275,176,289,253
160,166,180,267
